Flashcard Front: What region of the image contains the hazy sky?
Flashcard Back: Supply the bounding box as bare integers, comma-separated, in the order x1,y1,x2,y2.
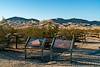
0,0,99,20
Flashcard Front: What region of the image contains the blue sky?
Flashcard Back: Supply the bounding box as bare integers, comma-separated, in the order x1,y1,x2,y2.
0,0,99,20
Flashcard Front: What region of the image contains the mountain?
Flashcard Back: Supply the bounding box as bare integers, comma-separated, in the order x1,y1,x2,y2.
6,17,39,23
51,18,100,25
5,17,100,25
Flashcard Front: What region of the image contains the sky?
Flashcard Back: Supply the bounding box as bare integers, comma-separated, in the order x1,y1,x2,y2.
0,0,99,21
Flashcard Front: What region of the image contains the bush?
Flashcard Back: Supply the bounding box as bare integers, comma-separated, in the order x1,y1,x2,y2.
58,28,86,41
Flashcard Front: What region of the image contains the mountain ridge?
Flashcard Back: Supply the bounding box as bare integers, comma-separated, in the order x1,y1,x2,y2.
6,16,39,23
4,17,100,25
51,18,100,25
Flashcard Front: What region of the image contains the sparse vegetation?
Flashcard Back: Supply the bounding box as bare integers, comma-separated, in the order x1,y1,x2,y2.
0,19,100,48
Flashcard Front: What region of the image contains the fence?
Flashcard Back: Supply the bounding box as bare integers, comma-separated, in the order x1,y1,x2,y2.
0,33,100,67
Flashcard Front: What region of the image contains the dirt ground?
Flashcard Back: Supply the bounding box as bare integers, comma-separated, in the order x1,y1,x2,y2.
76,37,100,50
0,37,100,67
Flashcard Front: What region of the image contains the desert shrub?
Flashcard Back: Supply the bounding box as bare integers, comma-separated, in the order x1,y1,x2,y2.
58,28,86,41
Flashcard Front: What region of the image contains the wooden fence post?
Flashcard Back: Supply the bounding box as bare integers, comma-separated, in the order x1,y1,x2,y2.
70,34,75,63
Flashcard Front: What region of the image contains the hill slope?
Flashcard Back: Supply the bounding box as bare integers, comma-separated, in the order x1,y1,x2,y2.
51,18,100,25
6,17,39,23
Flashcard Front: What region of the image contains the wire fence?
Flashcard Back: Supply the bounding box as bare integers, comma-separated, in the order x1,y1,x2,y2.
0,34,100,67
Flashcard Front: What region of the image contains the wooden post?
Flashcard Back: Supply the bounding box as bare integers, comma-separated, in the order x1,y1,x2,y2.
41,38,46,61
16,35,18,49
50,37,56,61
6,34,10,48
70,34,75,63
25,37,30,59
